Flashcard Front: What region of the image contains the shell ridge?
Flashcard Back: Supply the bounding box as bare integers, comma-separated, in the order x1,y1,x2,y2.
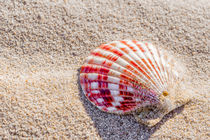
80,78,140,93
86,55,159,91
126,41,164,92
111,41,161,92
117,40,164,91
80,64,146,88
81,80,137,92
84,90,138,97
143,42,166,88
92,47,153,85
139,42,166,92
80,73,142,90
84,89,157,114
84,93,140,114
111,40,168,89
157,49,171,87
103,43,160,88
127,40,165,91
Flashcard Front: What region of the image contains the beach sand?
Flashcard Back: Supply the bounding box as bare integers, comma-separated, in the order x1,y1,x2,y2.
0,0,209,139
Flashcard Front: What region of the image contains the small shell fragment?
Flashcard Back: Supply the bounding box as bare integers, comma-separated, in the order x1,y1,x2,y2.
80,40,191,126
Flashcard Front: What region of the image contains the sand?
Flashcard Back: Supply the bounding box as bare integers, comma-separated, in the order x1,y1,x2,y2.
0,0,209,139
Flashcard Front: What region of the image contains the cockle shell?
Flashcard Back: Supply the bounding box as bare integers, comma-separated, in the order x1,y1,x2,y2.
80,40,191,126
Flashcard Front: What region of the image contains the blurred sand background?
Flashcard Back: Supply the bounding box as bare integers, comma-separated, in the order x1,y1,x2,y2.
0,0,209,139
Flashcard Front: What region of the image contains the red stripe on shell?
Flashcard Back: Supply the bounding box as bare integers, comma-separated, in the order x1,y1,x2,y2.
147,58,162,83
81,65,110,75
100,44,124,57
120,40,137,52
132,40,145,53
92,51,119,62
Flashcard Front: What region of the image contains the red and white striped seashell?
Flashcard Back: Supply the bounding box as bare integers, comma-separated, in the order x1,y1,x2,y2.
80,40,191,126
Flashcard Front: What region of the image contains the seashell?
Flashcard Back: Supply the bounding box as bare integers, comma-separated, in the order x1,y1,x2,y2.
80,40,191,126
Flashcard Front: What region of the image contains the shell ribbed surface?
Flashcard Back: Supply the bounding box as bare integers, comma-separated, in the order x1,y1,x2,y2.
80,40,177,114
